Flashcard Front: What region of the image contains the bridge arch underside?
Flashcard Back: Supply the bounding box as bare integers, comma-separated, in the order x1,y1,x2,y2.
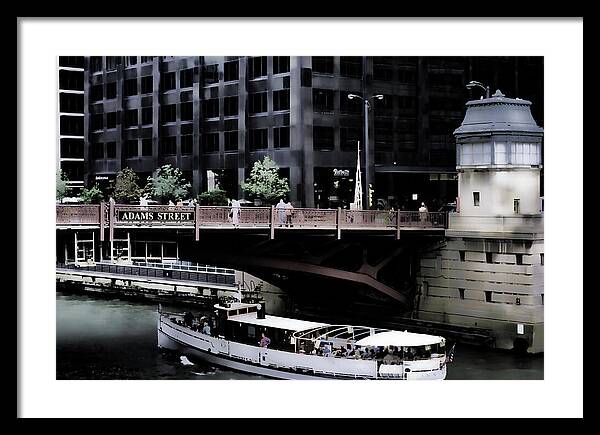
176,230,445,314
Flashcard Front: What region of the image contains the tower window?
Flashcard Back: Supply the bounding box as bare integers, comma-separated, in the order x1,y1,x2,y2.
515,253,524,265
514,198,520,214
458,288,465,300
459,250,465,262
473,191,480,206
486,252,493,264
485,291,492,302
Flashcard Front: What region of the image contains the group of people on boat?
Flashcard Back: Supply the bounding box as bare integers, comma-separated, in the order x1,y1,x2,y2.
303,343,433,363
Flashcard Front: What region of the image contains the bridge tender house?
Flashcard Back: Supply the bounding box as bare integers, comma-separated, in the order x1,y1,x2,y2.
118,211,195,222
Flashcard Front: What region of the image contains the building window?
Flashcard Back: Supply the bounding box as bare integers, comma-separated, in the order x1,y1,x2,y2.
203,133,219,153
473,191,480,207
398,69,416,84
398,96,416,110
340,56,362,78
90,57,102,73
60,138,84,158
91,114,103,131
141,76,153,94
273,56,290,74
160,136,177,155
124,140,138,158
161,72,176,92
124,56,137,68
459,250,465,261
340,91,362,114
106,112,117,129
140,56,153,64
180,68,194,88
514,198,521,214
248,129,268,151
485,291,492,303
161,104,176,124
106,56,121,71
123,78,137,97
273,89,290,111
486,252,493,264
224,131,238,152
249,92,267,114
141,107,153,125
373,57,394,81
224,96,238,117
540,253,544,266
124,109,138,128
200,65,217,86
313,89,334,113
60,116,83,136
106,82,117,100
458,288,465,300
90,84,103,102
274,127,290,148
59,70,83,91
106,142,116,158
313,126,334,151
340,127,360,151
142,139,153,156
181,135,193,155
202,99,219,119
312,56,333,74
92,143,104,159
515,253,524,265
59,93,83,113
224,60,239,82
248,57,267,79
181,102,193,121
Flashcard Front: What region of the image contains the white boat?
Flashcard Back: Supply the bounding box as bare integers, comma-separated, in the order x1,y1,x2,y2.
157,302,448,380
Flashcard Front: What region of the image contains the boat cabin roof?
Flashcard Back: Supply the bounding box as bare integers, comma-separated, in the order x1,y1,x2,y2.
354,330,444,347
227,312,328,333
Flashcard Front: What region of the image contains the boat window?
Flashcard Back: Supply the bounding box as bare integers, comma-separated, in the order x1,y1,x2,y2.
248,325,256,338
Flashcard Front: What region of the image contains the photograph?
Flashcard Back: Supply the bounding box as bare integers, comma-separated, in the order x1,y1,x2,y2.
55,55,544,381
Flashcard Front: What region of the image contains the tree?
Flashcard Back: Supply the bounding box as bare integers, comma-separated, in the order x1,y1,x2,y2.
198,188,229,206
79,184,104,204
56,169,71,202
241,156,290,205
114,167,141,204
144,164,191,204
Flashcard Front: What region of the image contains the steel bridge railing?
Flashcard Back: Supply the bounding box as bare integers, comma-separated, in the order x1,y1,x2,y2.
56,204,448,231
56,261,237,286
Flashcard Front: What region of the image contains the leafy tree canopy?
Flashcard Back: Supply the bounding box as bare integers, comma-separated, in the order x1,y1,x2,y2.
241,156,290,205
198,188,229,206
56,169,71,202
79,184,104,204
144,164,191,204
114,167,141,204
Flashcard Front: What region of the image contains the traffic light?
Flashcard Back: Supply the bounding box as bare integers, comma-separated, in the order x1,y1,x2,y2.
368,184,374,208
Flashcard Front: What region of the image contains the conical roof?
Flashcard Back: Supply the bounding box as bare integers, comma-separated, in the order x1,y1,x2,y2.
454,89,543,137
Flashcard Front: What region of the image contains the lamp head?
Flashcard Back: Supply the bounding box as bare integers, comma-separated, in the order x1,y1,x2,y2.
374,94,384,100
347,94,358,100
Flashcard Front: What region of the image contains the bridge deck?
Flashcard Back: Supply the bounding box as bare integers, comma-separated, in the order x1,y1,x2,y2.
56,204,447,241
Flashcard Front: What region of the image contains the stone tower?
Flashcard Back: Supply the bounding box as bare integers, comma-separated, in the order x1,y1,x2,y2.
416,90,544,353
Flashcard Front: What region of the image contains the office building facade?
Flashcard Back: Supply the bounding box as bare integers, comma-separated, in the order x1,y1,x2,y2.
65,56,543,209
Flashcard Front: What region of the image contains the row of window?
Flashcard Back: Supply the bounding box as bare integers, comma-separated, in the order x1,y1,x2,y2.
90,127,291,158
313,89,417,114
91,56,154,72
457,142,542,166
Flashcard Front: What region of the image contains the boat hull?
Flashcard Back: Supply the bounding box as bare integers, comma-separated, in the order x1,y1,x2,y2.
159,329,326,380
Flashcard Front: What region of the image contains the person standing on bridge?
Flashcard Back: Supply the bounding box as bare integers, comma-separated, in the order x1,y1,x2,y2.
276,199,286,227
231,199,241,228
284,201,294,227
419,202,428,226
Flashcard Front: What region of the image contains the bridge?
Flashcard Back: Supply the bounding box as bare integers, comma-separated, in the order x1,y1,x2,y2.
56,204,448,311
56,203,447,241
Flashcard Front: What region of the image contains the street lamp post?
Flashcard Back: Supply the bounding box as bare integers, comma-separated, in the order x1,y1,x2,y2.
348,93,383,210
466,80,490,99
